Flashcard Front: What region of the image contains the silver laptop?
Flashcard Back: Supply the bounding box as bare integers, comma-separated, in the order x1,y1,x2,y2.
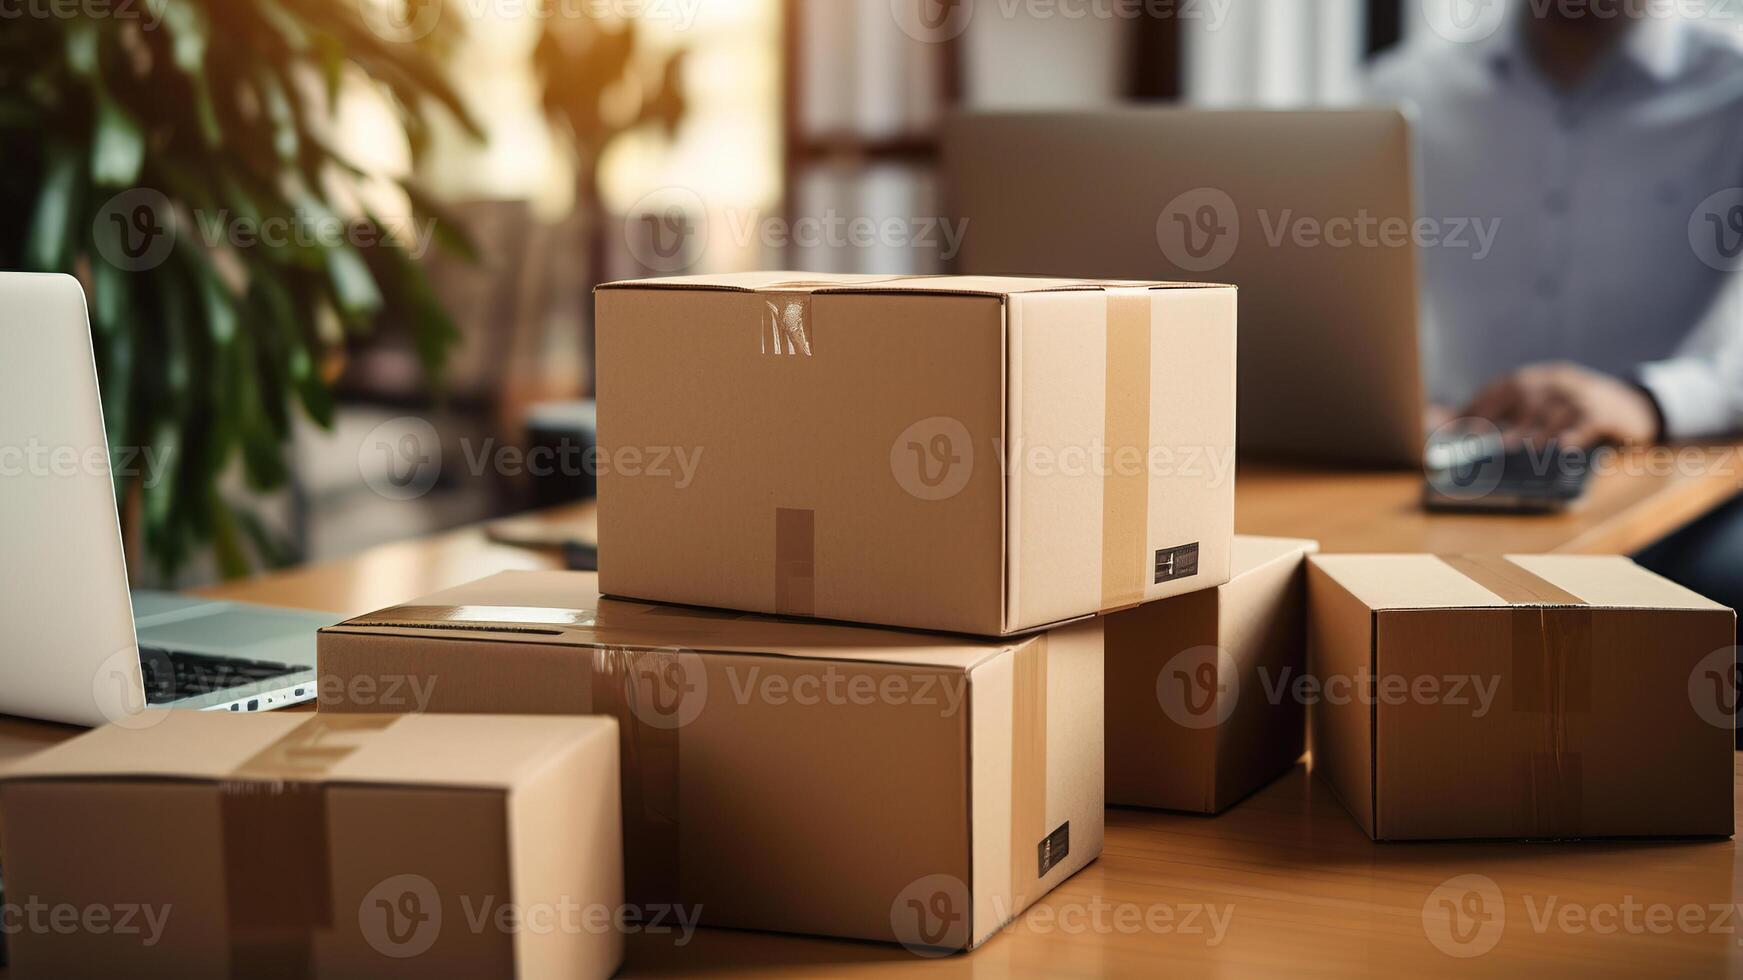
0,272,332,727
944,107,1427,467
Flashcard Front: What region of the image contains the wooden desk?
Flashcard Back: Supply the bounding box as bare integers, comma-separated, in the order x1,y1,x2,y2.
3,455,1739,976
1237,444,1743,555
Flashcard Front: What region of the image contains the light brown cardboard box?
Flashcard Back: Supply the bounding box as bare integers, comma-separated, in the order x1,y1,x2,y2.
594,272,1236,635
318,569,1104,952
1106,535,1318,812
1307,554,1737,840
0,711,623,979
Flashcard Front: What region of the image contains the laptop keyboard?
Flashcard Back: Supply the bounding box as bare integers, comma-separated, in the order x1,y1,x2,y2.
138,648,303,705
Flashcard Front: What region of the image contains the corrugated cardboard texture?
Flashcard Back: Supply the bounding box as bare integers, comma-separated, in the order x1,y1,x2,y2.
595,272,1235,635
0,712,622,979
1106,536,1316,812
318,570,1105,950
1307,554,1736,840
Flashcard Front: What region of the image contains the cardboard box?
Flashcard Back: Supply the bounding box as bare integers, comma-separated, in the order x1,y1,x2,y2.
595,272,1237,635
1307,554,1737,840
0,712,622,979
318,569,1105,952
1106,535,1318,812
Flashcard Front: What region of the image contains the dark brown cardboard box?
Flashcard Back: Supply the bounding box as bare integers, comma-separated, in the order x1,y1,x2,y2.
594,271,1236,635
1106,535,1317,812
0,711,622,979
318,569,1104,952
1307,554,1737,840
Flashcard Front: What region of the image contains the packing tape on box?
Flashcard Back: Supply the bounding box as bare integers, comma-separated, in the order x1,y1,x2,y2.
753,278,918,613
1010,633,1048,904
774,507,816,617
220,714,401,978
1441,556,1593,837
590,647,683,906
753,277,932,357
343,602,739,905
1100,289,1154,612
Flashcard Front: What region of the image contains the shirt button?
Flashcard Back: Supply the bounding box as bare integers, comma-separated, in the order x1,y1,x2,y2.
1544,191,1570,214
1556,107,1580,129
1535,275,1562,299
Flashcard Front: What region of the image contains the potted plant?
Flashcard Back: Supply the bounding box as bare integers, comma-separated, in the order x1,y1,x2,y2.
0,0,478,577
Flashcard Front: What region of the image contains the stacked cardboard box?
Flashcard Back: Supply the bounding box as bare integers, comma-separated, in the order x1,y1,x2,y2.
320,272,1244,951
1105,535,1318,813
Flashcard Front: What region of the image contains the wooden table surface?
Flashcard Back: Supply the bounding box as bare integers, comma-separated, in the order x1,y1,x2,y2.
3,452,1739,976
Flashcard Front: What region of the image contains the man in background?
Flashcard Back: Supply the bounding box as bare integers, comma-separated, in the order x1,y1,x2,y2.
1369,1,1743,611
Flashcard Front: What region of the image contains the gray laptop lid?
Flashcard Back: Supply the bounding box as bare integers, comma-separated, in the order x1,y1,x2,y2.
0,273,145,726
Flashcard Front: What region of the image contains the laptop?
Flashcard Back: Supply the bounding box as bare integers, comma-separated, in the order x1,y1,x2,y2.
943,107,1591,507
0,272,333,727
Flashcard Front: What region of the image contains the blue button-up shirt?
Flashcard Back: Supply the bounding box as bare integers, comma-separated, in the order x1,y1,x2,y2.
1368,17,1743,437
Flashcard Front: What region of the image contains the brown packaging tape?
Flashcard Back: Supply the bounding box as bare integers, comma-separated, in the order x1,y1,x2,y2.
590,648,683,906
1441,556,1592,836
758,291,813,356
1100,289,1154,611
774,507,817,617
222,715,401,978
1009,635,1048,905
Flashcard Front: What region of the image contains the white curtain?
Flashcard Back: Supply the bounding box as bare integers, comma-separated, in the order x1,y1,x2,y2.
1182,0,1368,106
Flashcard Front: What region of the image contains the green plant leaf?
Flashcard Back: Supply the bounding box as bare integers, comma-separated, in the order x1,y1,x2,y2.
25,145,79,271
91,97,146,188
65,20,99,76
159,0,211,74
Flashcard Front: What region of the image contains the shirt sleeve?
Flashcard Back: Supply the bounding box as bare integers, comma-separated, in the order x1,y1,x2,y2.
1638,272,1743,439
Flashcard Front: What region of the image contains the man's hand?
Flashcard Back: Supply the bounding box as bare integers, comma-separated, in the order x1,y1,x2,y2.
1461,361,1662,449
